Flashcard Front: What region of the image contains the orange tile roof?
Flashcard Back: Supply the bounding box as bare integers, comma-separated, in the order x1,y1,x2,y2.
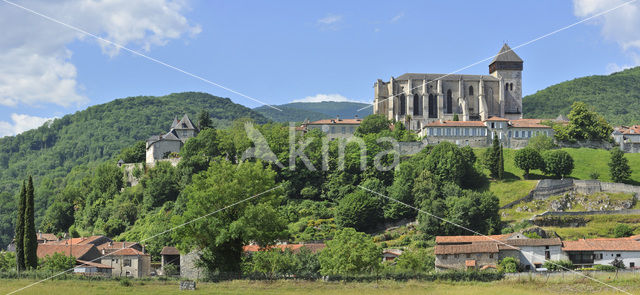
435,234,510,244
96,241,139,250
505,238,562,247
105,248,148,256
37,244,98,260
425,120,486,127
434,243,499,255
307,118,362,125
76,260,113,269
53,235,107,246
484,116,509,122
37,233,59,242
562,238,640,251
618,125,640,135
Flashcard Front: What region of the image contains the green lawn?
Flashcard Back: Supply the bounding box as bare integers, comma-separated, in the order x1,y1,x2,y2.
1,277,640,295
543,214,640,240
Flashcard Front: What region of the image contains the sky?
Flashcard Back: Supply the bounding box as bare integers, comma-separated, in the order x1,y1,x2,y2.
1,0,640,137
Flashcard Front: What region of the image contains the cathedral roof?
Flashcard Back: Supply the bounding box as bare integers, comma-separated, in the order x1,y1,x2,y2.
395,73,498,81
490,44,523,63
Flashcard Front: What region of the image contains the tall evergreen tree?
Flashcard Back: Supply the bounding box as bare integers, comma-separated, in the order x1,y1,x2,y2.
14,181,26,271
24,176,38,270
498,145,504,180
609,148,631,183
197,109,212,130
485,133,503,179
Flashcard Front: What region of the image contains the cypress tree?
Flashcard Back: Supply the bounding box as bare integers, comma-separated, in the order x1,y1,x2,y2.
24,176,38,270
486,133,501,178
14,181,26,271
498,145,504,180
609,148,631,183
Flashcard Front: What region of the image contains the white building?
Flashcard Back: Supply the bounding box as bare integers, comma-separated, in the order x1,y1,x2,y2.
563,237,640,269
299,117,362,140
146,114,198,164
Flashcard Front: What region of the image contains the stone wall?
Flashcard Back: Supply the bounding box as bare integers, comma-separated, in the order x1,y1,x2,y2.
435,252,498,271
556,141,613,150
535,209,640,217
424,136,489,148
621,142,640,153
180,250,203,280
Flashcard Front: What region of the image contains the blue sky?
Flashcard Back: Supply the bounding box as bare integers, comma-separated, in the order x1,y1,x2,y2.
1,0,639,137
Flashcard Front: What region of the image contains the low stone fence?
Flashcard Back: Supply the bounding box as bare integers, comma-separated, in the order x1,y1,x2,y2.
535,209,640,218
501,179,640,209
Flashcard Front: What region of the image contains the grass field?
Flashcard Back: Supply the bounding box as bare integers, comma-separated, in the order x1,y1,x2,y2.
2,276,640,295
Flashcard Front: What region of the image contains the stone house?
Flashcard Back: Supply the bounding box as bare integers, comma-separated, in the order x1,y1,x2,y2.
435,233,564,271
422,117,552,148
160,246,180,275
382,249,403,262
100,248,151,278
146,114,198,164
613,125,640,153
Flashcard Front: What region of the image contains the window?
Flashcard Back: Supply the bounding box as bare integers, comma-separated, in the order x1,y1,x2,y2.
505,83,509,91
413,93,421,116
399,94,406,115
545,251,550,260
491,122,495,129
489,254,494,259
617,254,621,257
598,253,603,259
466,254,471,258
515,131,520,138
631,262,635,268
443,255,448,259
508,131,511,138
545,246,549,250
454,254,459,258
468,86,474,96
446,90,453,113
124,259,131,267
341,127,346,133
428,94,437,118
125,271,131,276
331,126,335,133
510,83,514,91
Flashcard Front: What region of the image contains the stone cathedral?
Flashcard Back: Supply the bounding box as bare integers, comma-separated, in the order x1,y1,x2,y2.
373,44,524,131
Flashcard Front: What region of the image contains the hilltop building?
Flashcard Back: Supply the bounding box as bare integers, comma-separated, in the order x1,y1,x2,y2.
146,114,198,164
613,125,640,153
374,44,524,132
298,116,362,140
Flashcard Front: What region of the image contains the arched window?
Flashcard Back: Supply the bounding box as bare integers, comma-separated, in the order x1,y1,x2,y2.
399,94,406,115
413,93,421,116
510,83,513,91
446,89,453,114
488,88,494,114
468,86,474,96
505,83,509,91
428,94,437,118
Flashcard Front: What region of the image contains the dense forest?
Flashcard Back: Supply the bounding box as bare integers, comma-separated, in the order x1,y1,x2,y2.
254,101,372,122
523,66,640,125
0,92,267,248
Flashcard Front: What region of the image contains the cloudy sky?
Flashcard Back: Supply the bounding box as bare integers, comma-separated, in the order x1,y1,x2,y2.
1,0,639,137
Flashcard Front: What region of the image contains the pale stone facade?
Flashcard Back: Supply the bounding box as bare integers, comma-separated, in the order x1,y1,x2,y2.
146,114,198,164
299,117,362,140
374,44,523,132
100,250,151,278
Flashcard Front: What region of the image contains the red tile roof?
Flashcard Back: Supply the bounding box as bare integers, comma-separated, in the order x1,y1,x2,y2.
434,243,499,255
37,244,98,261
562,238,640,251
160,246,180,255
505,238,562,247
307,118,362,125
37,233,59,242
96,241,139,251
425,120,486,127
52,235,107,246
76,260,113,269
617,125,640,135
105,248,148,256
484,116,509,122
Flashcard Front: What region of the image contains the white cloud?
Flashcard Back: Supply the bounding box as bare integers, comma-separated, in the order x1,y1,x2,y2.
293,94,364,103
0,0,200,108
0,113,55,137
390,12,404,23
317,14,342,30
573,0,640,69
606,62,633,74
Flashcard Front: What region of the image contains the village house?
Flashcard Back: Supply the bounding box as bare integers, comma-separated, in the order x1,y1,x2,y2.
100,247,151,278
298,116,362,140
612,125,640,153
434,233,564,271
382,249,404,262
562,236,640,269
422,117,553,148
7,232,59,251
37,244,102,262
160,246,180,275
74,260,113,276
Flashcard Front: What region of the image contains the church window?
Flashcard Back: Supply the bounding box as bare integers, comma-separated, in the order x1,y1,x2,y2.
399,94,406,115
510,83,514,91
416,121,421,130
428,94,437,118
468,86,474,96
446,90,453,113
505,83,509,91
413,93,421,116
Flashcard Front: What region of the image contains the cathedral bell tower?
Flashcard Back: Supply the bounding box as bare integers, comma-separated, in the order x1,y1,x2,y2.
489,44,523,119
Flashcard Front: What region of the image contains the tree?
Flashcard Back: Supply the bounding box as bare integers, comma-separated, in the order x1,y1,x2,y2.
514,147,544,179
335,179,384,232
175,159,287,274
24,176,38,270
393,248,435,274
40,252,75,271
611,257,625,270
141,162,181,210
543,260,573,271
528,134,555,151
424,142,467,185
0,251,16,271
614,224,634,238
197,109,213,130
452,114,459,121
355,114,390,136
484,133,504,179
14,181,26,271
542,150,574,178
609,148,631,183
498,257,518,273
118,141,146,163
318,228,381,276
554,102,613,142
384,162,417,221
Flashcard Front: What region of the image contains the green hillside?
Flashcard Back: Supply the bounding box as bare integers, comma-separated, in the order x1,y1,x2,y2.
0,92,266,248
254,101,373,122
523,67,640,125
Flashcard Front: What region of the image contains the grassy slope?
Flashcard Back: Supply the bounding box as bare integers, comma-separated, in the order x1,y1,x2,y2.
1,278,639,295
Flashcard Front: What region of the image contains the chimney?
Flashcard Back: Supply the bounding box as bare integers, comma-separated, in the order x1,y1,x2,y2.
336,115,341,121
354,115,359,119
38,231,42,239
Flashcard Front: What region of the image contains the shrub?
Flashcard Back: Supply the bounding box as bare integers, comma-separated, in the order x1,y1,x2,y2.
119,278,132,287
543,260,573,271
609,148,631,183
594,264,617,272
514,147,544,178
614,224,634,238
542,150,574,178
498,257,518,273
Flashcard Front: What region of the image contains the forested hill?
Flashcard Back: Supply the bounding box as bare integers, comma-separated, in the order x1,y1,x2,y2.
254,101,373,122
0,92,266,247
523,66,640,125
